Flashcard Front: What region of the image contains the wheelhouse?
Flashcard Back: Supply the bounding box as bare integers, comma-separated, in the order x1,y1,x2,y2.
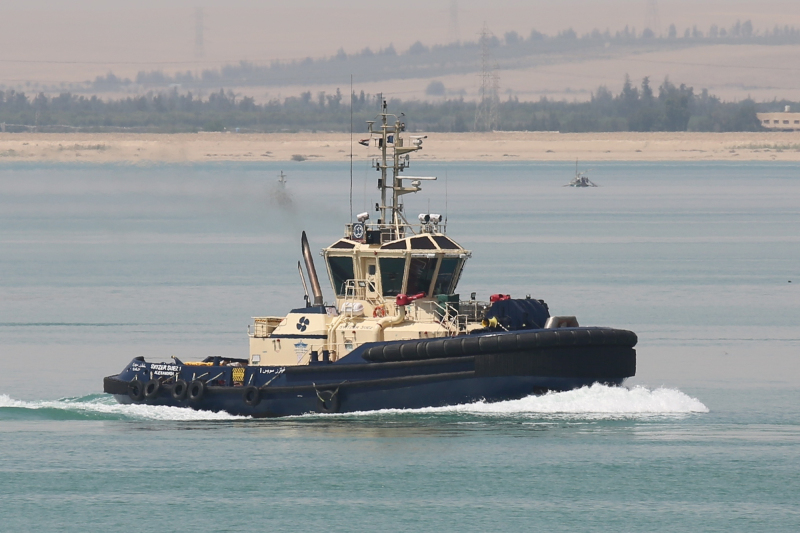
323,233,470,302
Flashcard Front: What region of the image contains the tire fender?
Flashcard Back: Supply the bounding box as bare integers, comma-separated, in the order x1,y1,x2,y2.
188,379,206,402
128,380,145,402
243,385,261,407
172,379,188,400
144,379,161,400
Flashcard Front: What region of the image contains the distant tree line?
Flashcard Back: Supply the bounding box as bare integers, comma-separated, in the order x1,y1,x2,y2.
84,19,800,93
0,77,786,134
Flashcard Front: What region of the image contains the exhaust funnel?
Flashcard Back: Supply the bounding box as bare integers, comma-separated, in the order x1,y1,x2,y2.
301,231,324,306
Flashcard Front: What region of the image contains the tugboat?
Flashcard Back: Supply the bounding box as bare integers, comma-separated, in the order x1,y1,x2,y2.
104,103,636,417
565,159,598,187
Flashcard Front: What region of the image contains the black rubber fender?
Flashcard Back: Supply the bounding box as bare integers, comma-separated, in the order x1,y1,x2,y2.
144,379,161,400
363,328,638,362
188,379,206,402
573,329,594,346
424,339,447,359
399,341,421,361
103,376,129,395
531,330,558,348
128,380,145,402
382,343,402,361
496,333,519,352
242,385,261,407
172,379,188,401
478,335,499,353
442,337,464,357
461,336,481,355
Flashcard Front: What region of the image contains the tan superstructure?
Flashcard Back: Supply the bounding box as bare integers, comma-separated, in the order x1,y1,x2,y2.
249,103,478,367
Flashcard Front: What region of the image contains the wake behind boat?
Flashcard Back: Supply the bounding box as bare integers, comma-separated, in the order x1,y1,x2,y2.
104,103,636,417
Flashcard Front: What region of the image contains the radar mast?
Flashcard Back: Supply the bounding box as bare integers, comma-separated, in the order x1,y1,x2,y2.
367,101,432,240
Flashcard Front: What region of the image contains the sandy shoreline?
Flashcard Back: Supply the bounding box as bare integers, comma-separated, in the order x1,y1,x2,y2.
1,132,800,163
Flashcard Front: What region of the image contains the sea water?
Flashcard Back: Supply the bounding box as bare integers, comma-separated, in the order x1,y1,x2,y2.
0,161,798,531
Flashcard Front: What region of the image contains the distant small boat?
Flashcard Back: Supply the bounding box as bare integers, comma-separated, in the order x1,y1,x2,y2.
566,160,598,187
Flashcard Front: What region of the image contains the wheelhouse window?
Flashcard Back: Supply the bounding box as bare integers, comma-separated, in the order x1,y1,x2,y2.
410,236,436,249
432,235,460,250
407,257,437,295
433,258,460,295
379,257,405,296
328,256,355,296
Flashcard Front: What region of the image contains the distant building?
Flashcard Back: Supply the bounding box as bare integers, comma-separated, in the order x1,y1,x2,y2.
757,106,800,130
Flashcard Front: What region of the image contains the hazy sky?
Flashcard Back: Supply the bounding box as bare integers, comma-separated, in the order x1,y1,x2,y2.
2,0,800,85
1,0,800,104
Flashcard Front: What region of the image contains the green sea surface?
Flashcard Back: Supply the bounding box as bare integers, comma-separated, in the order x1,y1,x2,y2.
1,161,798,531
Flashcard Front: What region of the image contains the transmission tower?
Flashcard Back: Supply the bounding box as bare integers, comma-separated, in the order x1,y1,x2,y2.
448,0,460,43
475,23,499,132
195,7,205,58
645,0,661,37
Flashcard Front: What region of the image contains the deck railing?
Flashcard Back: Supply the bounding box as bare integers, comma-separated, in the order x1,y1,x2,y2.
249,316,284,338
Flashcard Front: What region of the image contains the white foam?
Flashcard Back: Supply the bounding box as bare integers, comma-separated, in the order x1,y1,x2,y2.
330,384,709,419
2,385,710,422
0,394,246,421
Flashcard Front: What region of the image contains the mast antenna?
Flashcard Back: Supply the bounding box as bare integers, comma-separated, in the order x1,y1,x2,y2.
350,74,354,222
367,101,432,240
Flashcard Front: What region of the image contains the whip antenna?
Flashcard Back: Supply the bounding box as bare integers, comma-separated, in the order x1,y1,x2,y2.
349,74,354,222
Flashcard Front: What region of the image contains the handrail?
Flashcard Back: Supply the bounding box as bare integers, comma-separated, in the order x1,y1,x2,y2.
344,222,448,240
342,279,385,306
250,316,284,338
412,300,464,334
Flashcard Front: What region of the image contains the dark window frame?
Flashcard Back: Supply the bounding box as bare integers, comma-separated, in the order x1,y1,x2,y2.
407,256,438,296
433,257,461,295
328,256,355,296
378,257,406,296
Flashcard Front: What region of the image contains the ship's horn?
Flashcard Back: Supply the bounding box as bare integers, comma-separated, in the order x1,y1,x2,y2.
301,231,325,306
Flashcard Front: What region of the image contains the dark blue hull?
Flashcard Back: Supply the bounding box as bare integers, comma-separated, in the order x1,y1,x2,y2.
109,375,624,417
104,328,637,417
